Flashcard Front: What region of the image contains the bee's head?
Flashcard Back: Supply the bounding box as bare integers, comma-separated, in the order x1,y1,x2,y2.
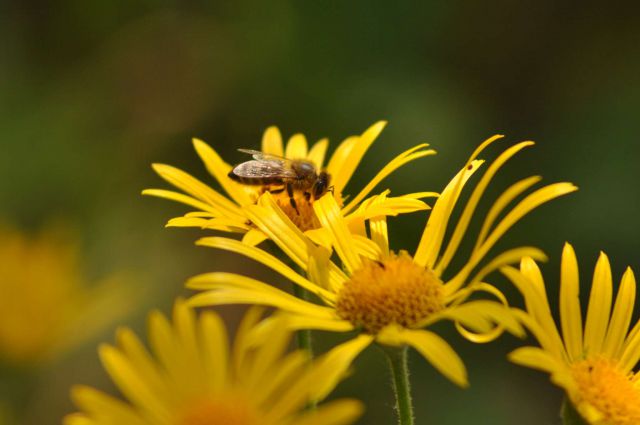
313,171,331,198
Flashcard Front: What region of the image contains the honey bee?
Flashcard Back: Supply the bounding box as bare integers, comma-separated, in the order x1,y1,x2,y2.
228,149,331,214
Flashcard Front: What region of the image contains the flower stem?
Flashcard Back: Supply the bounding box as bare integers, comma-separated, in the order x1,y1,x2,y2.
561,398,587,425
384,346,415,425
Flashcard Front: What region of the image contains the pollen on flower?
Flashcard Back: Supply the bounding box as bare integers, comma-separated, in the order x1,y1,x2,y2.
177,396,257,425
272,192,321,231
570,357,640,425
336,251,445,334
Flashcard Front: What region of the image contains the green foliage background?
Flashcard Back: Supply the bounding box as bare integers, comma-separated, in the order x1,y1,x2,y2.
1,1,639,424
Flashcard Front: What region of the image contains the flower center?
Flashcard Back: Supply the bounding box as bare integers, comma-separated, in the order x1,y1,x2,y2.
177,396,257,425
272,192,321,232
336,251,445,334
570,357,640,425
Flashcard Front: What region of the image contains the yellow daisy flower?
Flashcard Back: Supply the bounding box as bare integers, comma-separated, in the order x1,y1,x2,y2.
0,223,135,365
187,136,577,387
65,300,364,425
143,121,435,246
503,244,640,425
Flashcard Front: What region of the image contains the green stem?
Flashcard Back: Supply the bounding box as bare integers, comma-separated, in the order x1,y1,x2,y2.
561,398,587,425
384,346,415,425
292,284,313,355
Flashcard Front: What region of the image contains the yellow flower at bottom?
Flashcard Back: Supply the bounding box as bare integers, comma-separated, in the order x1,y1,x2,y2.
503,244,640,425
188,136,576,387
64,301,363,425
0,223,135,365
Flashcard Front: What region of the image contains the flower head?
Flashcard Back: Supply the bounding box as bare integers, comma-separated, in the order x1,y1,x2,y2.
143,121,434,245
187,136,577,387
503,244,640,425
65,300,364,425
0,223,135,365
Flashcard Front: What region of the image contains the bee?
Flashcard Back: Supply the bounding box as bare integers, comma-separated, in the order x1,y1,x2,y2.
228,149,331,214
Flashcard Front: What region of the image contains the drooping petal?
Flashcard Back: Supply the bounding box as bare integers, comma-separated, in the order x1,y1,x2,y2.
377,326,468,388
68,386,147,425
508,346,564,375
142,189,219,215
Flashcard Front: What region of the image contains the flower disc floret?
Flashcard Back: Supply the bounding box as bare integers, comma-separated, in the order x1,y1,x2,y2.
178,396,257,425
570,357,640,425
336,251,445,334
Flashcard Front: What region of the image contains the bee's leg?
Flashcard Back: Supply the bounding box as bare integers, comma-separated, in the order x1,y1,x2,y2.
287,183,299,215
328,185,335,195
270,188,285,194
303,191,311,202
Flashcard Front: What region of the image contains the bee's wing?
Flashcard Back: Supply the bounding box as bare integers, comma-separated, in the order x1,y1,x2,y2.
237,148,288,162
231,160,297,179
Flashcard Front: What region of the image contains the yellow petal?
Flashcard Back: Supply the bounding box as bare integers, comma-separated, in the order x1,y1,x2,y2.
291,399,364,425
381,327,469,388
307,138,329,170
328,121,386,195
261,126,284,157
281,313,354,333
369,216,389,256
583,252,613,355
413,160,484,269
241,228,268,246
313,194,362,274
308,335,373,401
559,243,584,362
198,311,229,391
435,141,534,275
451,182,577,286
603,267,636,358
99,344,170,423
508,346,563,375
69,386,146,425
473,176,542,250
150,163,244,220
193,138,254,206
187,273,336,319
142,188,219,214
285,133,308,159
341,144,436,215
195,237,335,302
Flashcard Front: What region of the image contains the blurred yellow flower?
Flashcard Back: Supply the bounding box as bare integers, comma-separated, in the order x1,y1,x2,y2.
64,300,364,425
0,224,135,365
187,136,576,387
143,121,435,246
504,244,640,425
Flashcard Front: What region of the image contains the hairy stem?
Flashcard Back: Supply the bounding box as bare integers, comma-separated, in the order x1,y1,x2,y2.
384,346,415,425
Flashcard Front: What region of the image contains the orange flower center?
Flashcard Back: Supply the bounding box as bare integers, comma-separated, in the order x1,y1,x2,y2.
272,191,321,232
570,357,640,425
177,396,257,425
336,251,445,334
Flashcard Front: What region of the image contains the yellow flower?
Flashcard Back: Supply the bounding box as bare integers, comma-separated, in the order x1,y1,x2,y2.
0,224,135,365
187,136,577,387
503,244,640,425
64,300,364,425
143,121,435,246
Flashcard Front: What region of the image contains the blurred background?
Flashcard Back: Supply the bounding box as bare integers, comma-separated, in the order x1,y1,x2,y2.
1,1,639,424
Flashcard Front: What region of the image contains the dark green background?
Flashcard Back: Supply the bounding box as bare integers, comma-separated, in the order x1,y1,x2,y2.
2,1,639,424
